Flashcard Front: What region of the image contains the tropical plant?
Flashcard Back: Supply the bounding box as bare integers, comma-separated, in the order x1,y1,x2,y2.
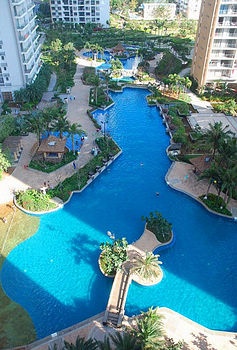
130,307,164,350
24,111,45,145
197,122,233,159
41,106,64,136
131,252,162,281
142,211,172,243
0,148,11,179
199,162,220,198
51,114,69,139
110,58,123,79
99,238,128,276
15,189,57,212
110,331,141,350
0,114,16,142
68,122,84,155
216,137,237,169
220,165,237,204
64,336,97,350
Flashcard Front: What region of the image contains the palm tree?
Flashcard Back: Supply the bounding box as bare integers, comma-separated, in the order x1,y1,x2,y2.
220,165,237,204
64,336,97,350
24,111,44,146
93,75,101,105
131,252,162,281
41,107,60,136
109,331,141,350
96,336,112,350
198,122,233,159
132,307,164,350
68,122,84,155
216,137,237,169
51,115,69,139
199,162,220,198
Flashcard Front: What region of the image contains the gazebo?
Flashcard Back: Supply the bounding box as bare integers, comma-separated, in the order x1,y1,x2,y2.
111,43,125,54
37,135,67,163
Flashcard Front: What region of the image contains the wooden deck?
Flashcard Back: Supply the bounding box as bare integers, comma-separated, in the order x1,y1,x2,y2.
102,267,132,327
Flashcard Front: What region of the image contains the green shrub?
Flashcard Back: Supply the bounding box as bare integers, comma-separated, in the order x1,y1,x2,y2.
15,189,57,212
99,238,128,276
200,193,232,216
142,211,172,243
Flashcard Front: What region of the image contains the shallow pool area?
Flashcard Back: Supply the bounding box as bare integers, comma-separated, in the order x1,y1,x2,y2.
1,88,237,339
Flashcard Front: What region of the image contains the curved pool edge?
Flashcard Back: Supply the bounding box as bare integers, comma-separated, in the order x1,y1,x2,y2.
11,308,237,350
165,161,236,221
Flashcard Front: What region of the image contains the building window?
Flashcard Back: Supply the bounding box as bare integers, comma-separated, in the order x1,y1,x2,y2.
1,56,4,60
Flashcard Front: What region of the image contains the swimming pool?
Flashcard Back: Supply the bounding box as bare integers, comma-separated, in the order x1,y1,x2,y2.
83,50,137,70
1,88,237,339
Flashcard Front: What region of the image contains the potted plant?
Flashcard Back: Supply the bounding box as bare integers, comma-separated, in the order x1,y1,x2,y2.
99,237,128,277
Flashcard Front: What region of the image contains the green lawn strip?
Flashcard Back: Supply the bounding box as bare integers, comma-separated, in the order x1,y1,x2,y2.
0,210,39,348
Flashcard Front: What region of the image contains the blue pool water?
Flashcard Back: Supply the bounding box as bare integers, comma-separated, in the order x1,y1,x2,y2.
83,50,112,61
1,88,237,339
83,50,136,70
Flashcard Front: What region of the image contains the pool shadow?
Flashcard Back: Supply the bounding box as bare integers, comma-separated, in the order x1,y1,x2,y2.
0,258,111,343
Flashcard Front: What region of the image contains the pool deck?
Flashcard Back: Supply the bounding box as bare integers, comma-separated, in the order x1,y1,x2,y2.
1,55,237,349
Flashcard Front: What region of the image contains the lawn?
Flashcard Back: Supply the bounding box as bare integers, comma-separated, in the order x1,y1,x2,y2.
0,202,39,348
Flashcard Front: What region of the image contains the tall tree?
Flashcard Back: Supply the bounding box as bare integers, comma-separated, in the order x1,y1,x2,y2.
198,122,233,159
51,115,69,139
220,165,237,204
68,122,84,155
24,111,45,146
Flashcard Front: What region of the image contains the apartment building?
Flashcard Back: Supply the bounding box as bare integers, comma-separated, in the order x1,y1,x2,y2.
191,0,237,89
0,0,41,102
176,0,201,20
49,0,110,28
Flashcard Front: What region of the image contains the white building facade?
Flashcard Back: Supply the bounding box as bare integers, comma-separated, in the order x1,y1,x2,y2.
49,0,110,28
176,0,202,20
0,0,41,102
191,0,237,88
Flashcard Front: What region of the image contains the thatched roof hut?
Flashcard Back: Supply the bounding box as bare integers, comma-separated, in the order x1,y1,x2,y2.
112,43,125,53
37,135,67,162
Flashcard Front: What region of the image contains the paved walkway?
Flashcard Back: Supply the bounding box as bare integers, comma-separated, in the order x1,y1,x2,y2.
166,161,237,215
0,64,98,204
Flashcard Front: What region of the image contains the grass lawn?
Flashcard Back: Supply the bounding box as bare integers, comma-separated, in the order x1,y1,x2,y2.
0,202,39,348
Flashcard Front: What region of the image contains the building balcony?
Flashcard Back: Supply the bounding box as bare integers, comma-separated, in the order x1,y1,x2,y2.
209,63,233,69
16,22,29,30
21,42,31,53
11,0,25,4
215,32,237,38
27,3,35,12
14,8,27,17
211,53,235,59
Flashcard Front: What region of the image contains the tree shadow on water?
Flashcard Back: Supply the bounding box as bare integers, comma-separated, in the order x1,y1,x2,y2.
69,233,101,266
